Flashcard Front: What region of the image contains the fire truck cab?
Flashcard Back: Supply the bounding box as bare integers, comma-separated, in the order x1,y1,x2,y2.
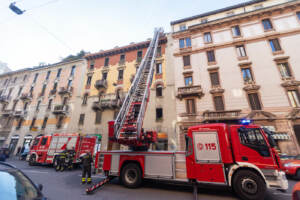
96,123,288,200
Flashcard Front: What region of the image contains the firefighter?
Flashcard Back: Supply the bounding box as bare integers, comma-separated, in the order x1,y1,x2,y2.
81,152,93,184
66,150,75,170
55,150,67,172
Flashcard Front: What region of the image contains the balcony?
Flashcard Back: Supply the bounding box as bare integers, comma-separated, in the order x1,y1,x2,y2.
52,105,69,115
176,85,204,100
94,79,107,90
2,109,13,117
119,60,126,66
203,110,242,121
13,110,27,118
49,89,57,95
98,93,123,110
92,101,101,111
58,87,73,95
0,96,10,104
20,93,32,101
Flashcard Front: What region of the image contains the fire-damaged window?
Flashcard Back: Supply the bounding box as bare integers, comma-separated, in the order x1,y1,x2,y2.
238,128,270,157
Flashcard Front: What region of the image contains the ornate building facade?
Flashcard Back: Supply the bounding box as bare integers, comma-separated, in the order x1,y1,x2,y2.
169,0,300,154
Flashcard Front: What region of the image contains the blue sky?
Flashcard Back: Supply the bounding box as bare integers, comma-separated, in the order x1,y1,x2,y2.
0,0,245,70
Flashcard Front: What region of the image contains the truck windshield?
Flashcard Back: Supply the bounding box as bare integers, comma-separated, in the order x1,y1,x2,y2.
32,138,40,146
239,128,266,146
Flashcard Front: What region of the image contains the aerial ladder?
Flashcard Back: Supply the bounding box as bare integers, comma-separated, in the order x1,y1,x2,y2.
109,28,163,150
86,28,163,194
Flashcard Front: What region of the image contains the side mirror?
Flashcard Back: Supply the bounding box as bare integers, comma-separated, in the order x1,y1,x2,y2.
38,184,43,191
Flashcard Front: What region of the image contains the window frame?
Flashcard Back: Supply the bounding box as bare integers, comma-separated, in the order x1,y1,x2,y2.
241,67,254,84
206,50,216,63
79,114,85,125
95,110,102,124
231,25,241,37
82,94,88,105
236,45,247,57
262,19,273,31
156,108,163,121
269,38,282,52
204,32,212,43
104,57,110,67
186,98,196,114
184,76,193,86
156,84,163,97
213,95,225,111
156,63,162,74
118,69,124,80
42,117,48,129
287,90,300,108
209,71,220,87
247,92,262,111
277,62,292,79
86,75,92,86
183,55,191,67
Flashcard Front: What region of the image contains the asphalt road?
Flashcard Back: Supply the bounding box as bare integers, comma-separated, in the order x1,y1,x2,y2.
5,158,297,200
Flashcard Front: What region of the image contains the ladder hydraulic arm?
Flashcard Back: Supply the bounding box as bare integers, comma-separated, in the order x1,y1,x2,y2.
110,28,163,149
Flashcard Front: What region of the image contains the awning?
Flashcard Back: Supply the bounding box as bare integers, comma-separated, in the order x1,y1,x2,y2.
272,133,290,140
24,135,33,139
157,133,168,139
11,135,19,139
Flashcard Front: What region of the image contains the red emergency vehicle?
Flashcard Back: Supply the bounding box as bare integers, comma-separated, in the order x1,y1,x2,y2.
94,123,288,200
28,133,99,167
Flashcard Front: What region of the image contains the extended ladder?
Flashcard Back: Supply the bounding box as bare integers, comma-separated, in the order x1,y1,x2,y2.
113,28,163,147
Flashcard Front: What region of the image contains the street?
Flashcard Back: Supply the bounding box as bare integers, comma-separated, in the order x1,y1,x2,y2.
5,158,297,200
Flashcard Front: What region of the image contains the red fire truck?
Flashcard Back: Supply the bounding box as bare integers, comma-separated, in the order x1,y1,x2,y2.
88,29,288,199
27,133,100,167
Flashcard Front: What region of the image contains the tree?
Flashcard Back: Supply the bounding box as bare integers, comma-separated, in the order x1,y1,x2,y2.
61,50,88,62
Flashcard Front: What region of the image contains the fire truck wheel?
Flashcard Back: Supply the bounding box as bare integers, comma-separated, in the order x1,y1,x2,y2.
121,163,142,188
29,155,36,166
233,169,266,200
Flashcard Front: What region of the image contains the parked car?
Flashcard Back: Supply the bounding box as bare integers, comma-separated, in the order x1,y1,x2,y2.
282,154,300,179
0,147,10,158
0,162,47,200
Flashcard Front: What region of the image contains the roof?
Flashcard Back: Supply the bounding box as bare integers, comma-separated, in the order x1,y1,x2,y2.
170,0,266,25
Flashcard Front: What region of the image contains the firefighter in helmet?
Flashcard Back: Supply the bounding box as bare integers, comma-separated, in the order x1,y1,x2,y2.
81,152,93,184
55,150,67,172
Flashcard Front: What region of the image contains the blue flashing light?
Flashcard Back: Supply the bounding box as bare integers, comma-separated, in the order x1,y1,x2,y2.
240,119,251,125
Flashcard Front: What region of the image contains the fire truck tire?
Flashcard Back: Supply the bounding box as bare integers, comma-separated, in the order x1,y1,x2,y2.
233,169,266,200
29,155,36,166
121,163,142,188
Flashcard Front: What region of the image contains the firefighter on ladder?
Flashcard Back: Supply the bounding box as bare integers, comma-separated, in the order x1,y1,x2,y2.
81,152,93,184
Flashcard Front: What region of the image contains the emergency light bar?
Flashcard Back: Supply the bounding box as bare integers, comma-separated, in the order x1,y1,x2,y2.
240,119,252,125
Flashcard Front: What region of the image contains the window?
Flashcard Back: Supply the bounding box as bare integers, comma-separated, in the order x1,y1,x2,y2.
53,82,58,91
156,63,162,74
2,104,6,111
29,86,34,96
36,101,41,111
209,72,220,86
236,45,247,57
90,60,95,70
42,117,48,129
269,39,281,52
56,68,62,78
179,37,191,48
41,138,48,145
70,65,76,76
184,76,193,86
62,97,68,105
79,114,85,125
204,32,212,43
137,51,143,62
67,79,72,87
17,87,23,96
183,55,190,66
104,57,109,67
24,102,28,110
13,77,17,83
179,24,186,31
206,50,216,62
57,116,64,128
30,118,36,129
262,19,273,31
16,118,23,130
47,99,52,110
241,68,254,83
41,84,46,96
156,46,162,57
82,94,88,105
248,93,262,110
3,79,8,86
213,96,225,111
118,70,124,80
156,108,163,121
23,75,27,81
46,71,51,80
95,111,102,124
33,73,39,83
120,54,125,64
239,128,267,147
12,101,17,111
287,90,300,107
186,99,196,114
7,88,13,98
297,12,300,20
102,72,107,80
156,85,163,97
278,63,292,78
86,76,92,85
232,25,241,37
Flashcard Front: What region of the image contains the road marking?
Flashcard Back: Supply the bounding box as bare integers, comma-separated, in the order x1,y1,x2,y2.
273,193,292,196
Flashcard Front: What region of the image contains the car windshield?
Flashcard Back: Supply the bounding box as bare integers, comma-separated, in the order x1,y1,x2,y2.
0,170,39,200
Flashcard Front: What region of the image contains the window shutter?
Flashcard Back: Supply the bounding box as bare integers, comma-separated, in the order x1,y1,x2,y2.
248,93,262,110
210,72,220,86
214,96,224,111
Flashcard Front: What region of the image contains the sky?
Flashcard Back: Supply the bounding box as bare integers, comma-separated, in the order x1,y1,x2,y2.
0,0,245,70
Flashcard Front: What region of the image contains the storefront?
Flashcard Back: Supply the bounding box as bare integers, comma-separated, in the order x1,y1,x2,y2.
8,135,19,155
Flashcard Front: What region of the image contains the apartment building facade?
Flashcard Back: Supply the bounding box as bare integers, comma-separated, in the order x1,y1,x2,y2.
3,59,86,154
0,68,31,148
71,37,177,151
170,0,300,154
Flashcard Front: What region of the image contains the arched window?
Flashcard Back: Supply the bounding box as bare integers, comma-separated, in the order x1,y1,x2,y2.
156,85,163,97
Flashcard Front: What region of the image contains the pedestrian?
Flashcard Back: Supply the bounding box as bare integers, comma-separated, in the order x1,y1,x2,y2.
20,146,25,154
81,152,93,184
16,146,21,156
